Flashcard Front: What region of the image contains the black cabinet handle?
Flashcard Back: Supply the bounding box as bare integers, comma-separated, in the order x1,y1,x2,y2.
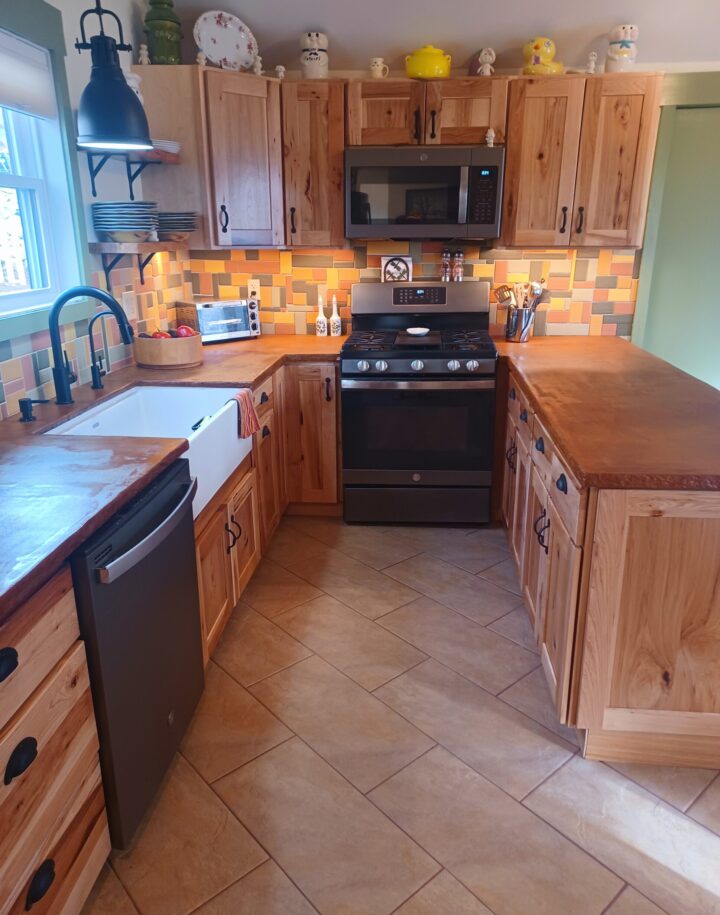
262,425,271,438
230,515,242,538
219,204,229,234
0,647,18,683
25,859,55,910
289,206,297,234
430,109,437,139
505,444,513,467
4,736,38,785
556,474,568,494
225,523,238,553
325,377,332,402
537,518,550,554
520,409,528,423
575,206,585,234
509,388,516,401
260,391,269,404
533,508,547,536
559,205,568,234
535,437,545,454
413,107,421,141
508,442,517,472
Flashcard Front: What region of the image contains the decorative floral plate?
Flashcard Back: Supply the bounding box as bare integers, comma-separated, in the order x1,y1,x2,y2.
193,10,258,71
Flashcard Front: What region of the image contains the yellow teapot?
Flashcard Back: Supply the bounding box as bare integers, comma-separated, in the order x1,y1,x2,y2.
405,44,452,79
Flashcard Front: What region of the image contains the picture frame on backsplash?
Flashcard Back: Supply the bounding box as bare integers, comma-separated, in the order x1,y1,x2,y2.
381,256,413,283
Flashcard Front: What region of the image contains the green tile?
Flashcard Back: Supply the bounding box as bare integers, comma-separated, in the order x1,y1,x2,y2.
245,250,260,260
292,254,334,267
591,302,615,314
596,276,618,288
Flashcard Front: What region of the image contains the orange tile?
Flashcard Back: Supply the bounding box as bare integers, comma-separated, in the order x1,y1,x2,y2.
494,262,508,283
601,323,617,335
546,311,569,323
593,289,609,302
547,277,570,291
611,262,633,276
614,301,636,315
597,250,612,275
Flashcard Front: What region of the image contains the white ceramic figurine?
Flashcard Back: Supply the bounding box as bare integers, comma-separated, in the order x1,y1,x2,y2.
606,24,639,72
253,55,263,76
300,31,329,79
478,47,496,76
138,43,151,65
275,65,286,80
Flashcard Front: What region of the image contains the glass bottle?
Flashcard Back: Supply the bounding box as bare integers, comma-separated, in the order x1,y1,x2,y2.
452,249,465,282
441,248,452,283
315,294,328,336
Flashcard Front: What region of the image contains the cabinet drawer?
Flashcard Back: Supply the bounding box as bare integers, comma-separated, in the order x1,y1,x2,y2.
6,765,109,915
531,415,555,489
508,377,534,445
549,452,587,545
0,643,99,906
253,376,274,415
0,568,79,731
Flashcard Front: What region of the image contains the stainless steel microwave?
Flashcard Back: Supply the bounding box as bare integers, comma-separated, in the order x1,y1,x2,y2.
345,145,504,240
175,300,260,343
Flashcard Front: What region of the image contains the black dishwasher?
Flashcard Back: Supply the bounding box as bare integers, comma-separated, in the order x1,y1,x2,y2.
72,458,204,849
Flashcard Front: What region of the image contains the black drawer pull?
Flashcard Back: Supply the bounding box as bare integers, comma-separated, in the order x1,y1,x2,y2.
559,205,568,234
0,647,19,683
520,409,528,423
5,736,38,785
325,377,332,402
537,518,551,554
575,206,585,234
25,859,55,910
556,474,568,494
219,204,229,233
509,388,516,401
535,437,545,453
225,523,238,553
533,508,547,537
430,109,437,139
260,391,269,404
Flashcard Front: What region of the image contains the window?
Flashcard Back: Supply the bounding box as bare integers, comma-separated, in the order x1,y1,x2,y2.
0,31,81,317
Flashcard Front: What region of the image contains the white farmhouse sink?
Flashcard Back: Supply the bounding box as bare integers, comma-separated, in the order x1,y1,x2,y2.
46,386,252,517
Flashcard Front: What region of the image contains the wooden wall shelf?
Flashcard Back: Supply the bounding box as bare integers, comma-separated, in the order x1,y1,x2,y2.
89,241,187,289
80,147,180,200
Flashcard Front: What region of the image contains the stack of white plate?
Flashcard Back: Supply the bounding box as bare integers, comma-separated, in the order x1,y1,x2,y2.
92,202,158,243
152,140,181,154
158,211,197,241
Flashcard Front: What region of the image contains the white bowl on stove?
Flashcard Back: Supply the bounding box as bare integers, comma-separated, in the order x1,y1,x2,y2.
406,327,430,336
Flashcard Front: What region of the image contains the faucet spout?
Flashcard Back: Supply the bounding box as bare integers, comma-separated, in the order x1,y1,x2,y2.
49,285,134,405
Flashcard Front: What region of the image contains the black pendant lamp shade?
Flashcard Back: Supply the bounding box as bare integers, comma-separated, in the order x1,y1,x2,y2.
75,2,152,151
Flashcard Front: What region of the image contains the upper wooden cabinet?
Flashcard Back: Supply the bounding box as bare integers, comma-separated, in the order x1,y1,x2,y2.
346,78,507,146
503,73,662,247
282,81,345,246
205,70,284,247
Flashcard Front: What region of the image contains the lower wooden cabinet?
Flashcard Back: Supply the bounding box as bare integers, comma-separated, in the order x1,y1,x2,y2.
522,466,549,633
501,419,517,528
255,409,282,546
228,470,261,598
510,432,531,578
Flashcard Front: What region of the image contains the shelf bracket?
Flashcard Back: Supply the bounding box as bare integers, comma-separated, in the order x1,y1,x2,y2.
86,152,112,198
125,159,151,201
83,152,157,200
100,253,125,291
137,252,156,284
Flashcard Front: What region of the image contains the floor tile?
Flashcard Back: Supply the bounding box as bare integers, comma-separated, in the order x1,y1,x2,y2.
384,554,519,625
609,761,718,812
241,558,322,619
478,558,522,596
180,662,291,782
112,755,266,915
214,738,439,915
380,598,539,694
193,861,317,914
279,548,421,619
369,747,622,915
275,593,426,690
499,666,581,745
382,525,509,574
395,870,492,914
265,520,332,567
487,605,538,652
688,774,720,835
525,755,720,915
288,516,421,569
213,604,312,687
375,659,574,799
82,865,138,914
605,887,668,915
250,656,434,792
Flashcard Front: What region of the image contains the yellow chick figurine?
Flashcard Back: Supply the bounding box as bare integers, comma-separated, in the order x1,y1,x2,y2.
522,37,565,75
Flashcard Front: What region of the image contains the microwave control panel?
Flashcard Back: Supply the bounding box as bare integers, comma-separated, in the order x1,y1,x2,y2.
469,166,499,225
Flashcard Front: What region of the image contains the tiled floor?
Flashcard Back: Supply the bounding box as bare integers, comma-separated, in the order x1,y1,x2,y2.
83,518,720,915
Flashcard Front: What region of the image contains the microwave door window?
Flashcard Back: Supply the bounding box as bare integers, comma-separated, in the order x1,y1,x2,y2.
350,166,461,226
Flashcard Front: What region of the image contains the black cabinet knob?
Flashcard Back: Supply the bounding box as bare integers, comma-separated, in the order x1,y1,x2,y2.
260,391,269,404
520,409,528,423
509,388,516,401
25,859,55,910
262,425,271,438
5,736,38,785
0,646,19,683
556,474,568,494
535,437,545,453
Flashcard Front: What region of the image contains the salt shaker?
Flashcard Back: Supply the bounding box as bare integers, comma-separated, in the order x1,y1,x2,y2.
452,249,465,282
441,249,452,283
329,295,342,336
315,295,328,336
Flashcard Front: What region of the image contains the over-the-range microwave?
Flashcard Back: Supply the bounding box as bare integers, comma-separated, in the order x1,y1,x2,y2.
345,145,505,240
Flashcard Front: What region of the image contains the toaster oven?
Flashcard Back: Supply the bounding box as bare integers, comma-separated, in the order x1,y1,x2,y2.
175,300,261,343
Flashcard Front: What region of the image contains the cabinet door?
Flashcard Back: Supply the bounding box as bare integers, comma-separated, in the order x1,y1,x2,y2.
195,505,235,662
282,80,345,246
572,74,662,247
503,77,585,246
511,432,531,579
285,363,338,504
501,417,517,529
256,409,282,545
229,472,261,603
522,465,549,636
273,366,289,513
205,70,284,246
346,80,425,146
540,500,582,722
425,78,508,145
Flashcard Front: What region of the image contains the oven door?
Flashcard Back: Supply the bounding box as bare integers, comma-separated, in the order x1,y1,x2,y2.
341,378,495,486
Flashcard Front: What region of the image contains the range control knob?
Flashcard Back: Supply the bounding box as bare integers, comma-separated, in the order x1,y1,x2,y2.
447,359,461,372
466,359,480,373
357,360,371,373
410,359,425,372
375,360,389,372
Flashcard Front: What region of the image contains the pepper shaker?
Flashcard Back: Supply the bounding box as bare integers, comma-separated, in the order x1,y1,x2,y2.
452,249,464,282
441,249,452,283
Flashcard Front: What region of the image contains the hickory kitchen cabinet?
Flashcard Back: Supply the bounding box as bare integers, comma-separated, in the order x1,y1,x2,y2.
503,73,662,247
346,77,508,146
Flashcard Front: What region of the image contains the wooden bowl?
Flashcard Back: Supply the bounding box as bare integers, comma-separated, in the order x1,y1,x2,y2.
133,334,203,370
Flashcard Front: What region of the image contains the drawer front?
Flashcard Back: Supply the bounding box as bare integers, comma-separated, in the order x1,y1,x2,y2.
7,765,109,915
510,381,534,446
549,452,587,545
253,376,274,415
531,415,555,489
0,643,99,905
0,568,79,731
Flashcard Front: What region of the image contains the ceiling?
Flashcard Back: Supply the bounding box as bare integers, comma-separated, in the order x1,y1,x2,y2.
174,0,719,71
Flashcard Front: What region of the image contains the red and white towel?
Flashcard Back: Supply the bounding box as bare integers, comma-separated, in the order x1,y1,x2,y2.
231,389,260,438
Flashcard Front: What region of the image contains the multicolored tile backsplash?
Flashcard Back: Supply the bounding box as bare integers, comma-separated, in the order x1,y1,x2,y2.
0,244,639,419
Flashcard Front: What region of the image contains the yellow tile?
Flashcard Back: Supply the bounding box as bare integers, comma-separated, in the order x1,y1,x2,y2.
367,241,410,255
217,286,241,299
206,260,227,274
569,302,584,323
292,268,315,281
590,314,604,335
272,274,285,286
280,251,293,274
473,265,494,278
293,292,307,306
549,297,570,310
274,312,295,324
507,273,529,283
326,268,339,290
1,358,23,382
597,250,612,274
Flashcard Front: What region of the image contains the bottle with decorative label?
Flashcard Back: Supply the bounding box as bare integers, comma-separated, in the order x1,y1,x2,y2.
452,249,465,282
441,248,452,283
329,295,342,336
315,295,328,336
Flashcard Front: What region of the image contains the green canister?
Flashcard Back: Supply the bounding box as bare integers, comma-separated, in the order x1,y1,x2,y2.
144,0,182,65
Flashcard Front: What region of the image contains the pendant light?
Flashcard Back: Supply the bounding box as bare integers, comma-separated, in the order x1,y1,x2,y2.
75,0,152,151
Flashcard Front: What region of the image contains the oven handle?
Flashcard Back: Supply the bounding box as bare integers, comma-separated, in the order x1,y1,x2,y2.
341,379,495,391
458,166,470,224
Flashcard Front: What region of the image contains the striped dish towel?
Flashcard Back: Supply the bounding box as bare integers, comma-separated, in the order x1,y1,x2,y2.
231,389,261,438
